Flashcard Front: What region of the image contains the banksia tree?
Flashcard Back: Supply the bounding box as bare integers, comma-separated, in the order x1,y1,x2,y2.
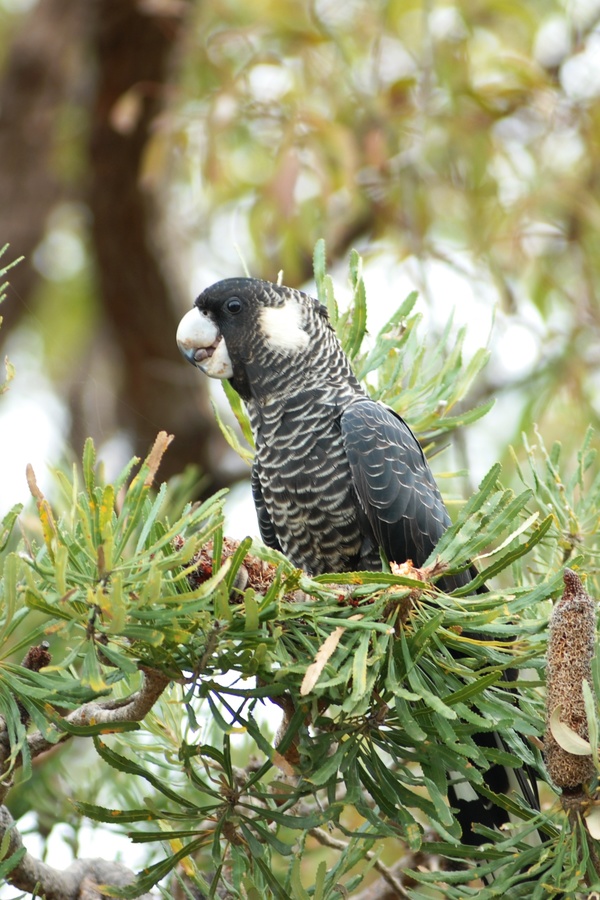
0,248,599,898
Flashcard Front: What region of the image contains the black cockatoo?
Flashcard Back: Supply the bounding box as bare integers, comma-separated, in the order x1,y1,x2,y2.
176,278,467,588
176,276,538,843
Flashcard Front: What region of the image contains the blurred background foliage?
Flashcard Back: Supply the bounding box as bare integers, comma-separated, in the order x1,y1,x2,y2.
1,0,600,512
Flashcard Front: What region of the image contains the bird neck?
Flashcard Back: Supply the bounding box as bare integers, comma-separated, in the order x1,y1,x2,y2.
243,345,365,440
278,328,363,392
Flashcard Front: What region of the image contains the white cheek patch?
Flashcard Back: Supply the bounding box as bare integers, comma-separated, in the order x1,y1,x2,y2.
260,300,310,355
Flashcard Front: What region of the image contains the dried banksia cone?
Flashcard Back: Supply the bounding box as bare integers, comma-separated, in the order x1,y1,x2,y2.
18,641,52,725
544,569,597,789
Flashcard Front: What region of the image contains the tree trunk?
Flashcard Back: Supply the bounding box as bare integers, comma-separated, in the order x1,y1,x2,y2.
86,0,231,484
0,0,86,335
0,0,234,488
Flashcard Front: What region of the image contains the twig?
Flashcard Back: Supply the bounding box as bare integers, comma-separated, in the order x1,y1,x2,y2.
32,666,169,756
0,667,170,782
309,826,411,899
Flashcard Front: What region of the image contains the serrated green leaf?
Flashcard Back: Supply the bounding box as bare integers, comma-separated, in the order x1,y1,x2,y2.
344,249,368,359
443,671,501,706
306,741,347,786
94,737,198,808
37,702,139,737
0,504,22,552
222,379,255,450
461,513,554,592
102,838,205,897
313,237,327,303
0,845,26,877
244,819,294,856
211,396,254,464
583,678,599,770
290,858,312,900
206,694,246,736
119,625,165,644
349,631,369,701
244,590,259,631
72,800,158,823
254,857,292,899
313,860,327,900
82,641,108,691
225,535,253,592
135,483,167,553
82,437,96,496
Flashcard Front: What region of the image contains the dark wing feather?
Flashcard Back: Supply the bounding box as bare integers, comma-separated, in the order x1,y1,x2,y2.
342,399,541,847
341,399,450,568
341,399,470,590
251,464,282,553
343,400,541,840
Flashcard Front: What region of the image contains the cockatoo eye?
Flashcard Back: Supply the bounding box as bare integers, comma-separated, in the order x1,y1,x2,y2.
227,297,242,314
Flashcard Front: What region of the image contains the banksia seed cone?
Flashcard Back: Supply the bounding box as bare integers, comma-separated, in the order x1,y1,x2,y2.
544,569,596,789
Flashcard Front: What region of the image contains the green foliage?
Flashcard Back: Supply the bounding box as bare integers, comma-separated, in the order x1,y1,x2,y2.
315,241,494,441
150,0,600,479
22,439,229,687
512,426,600,590
0,426,585,897
220,241,493,469
1,249,599,897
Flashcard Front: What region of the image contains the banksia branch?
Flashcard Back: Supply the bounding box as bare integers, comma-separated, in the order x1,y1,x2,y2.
544,568,597,790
